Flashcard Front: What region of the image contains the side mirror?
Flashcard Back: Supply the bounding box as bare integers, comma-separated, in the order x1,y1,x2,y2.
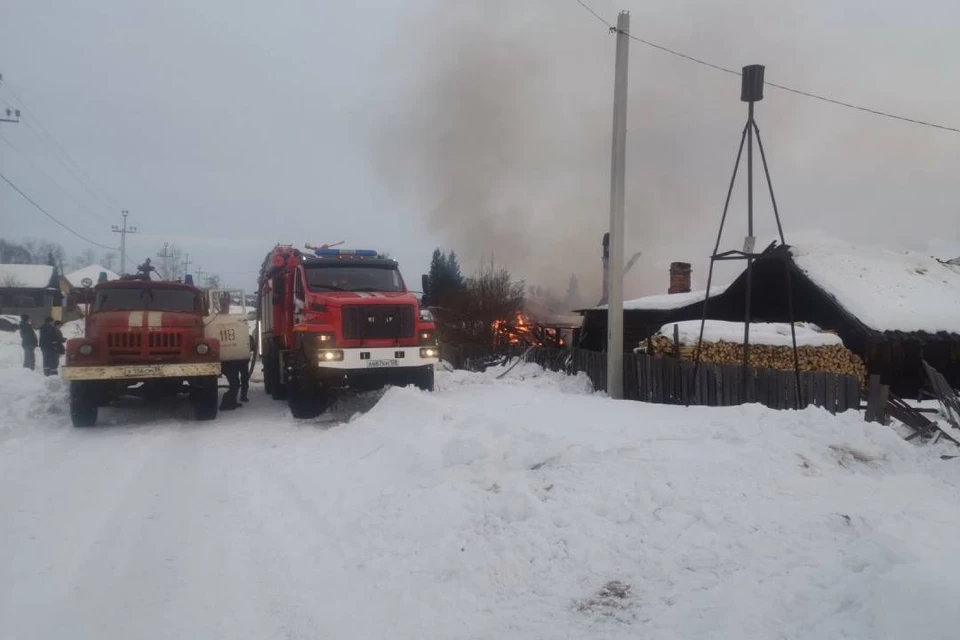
420,274,433,307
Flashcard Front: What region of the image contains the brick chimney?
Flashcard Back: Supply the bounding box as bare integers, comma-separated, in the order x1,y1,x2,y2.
668,262,691,294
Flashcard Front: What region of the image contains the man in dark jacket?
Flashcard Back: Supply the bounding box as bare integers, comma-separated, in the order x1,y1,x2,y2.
239,333,255,402
19,314,37,370
39,317,60,376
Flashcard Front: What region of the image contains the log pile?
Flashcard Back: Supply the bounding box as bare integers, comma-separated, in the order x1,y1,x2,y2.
646,334,867,383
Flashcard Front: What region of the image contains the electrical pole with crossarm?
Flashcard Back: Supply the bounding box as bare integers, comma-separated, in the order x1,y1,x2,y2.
156,242,173,279
111,210,137,274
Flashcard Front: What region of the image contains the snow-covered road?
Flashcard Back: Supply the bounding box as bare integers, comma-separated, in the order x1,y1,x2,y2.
2,332,960,639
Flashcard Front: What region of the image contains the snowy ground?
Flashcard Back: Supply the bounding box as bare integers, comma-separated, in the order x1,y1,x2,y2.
2,332,960,639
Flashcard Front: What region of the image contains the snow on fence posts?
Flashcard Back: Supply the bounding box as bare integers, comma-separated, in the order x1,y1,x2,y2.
439,345,861,414
632,352,861,413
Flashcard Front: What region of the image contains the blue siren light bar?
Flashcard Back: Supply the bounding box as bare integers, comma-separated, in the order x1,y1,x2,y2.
314,248,380,258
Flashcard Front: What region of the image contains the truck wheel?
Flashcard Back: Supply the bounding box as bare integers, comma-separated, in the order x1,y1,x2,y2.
263,353,274,395
192,376,219,421
270,376,288,401
70,381,99,428
287,376,334,419
264,351,287,400
413,366,435,392
288,381,321,419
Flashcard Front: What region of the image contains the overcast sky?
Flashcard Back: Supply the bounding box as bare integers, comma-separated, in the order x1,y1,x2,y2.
1,0,957,300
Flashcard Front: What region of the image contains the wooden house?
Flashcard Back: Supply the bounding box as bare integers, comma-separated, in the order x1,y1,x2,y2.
579,241,960,397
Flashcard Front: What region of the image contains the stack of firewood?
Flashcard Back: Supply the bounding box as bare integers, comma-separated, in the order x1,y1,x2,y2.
646,334,867,382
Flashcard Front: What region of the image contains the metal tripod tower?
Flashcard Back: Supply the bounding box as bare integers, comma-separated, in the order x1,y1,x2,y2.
693,64,803,405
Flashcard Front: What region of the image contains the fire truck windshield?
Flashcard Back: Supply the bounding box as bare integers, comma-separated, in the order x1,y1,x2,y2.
94,288,200,312
304,265,404,293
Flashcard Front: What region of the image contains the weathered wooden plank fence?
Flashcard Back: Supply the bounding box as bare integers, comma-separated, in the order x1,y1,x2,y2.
441,344,861,414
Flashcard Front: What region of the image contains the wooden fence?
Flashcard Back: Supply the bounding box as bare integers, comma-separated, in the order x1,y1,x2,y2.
440,344,861,414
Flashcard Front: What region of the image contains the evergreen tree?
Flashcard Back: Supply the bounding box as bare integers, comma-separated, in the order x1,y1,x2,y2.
47,251,61,289
445,251,464,289
565,275,582,309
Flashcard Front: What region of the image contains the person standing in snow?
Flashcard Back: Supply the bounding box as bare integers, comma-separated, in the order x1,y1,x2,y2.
39,317,61,376
19,314,37,370
220,360,244,411
54,320,66,369
239,333,255,402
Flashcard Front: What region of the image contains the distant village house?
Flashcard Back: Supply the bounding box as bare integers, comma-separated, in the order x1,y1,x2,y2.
0,264,63,323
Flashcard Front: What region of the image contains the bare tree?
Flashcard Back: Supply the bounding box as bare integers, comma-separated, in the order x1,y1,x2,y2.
0,239,32,264
434,258,524,346
101,251,118,271
164,245,185,281
70,248,98,271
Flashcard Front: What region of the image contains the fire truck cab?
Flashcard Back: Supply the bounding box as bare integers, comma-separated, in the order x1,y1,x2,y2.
60,267,222,427
257,245,438,418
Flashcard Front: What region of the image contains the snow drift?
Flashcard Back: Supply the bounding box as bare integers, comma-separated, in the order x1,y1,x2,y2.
1,333,959,639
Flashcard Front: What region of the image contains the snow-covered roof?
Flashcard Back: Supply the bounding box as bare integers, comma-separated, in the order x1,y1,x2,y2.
592,283,730,311
789,241,960,335
658,320,843,348
0,264,54,289
64,264,120,288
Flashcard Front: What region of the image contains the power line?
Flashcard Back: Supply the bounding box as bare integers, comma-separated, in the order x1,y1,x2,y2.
0,132,113,225
0,80,124,210
574,0,614,28
761,80,960,133
573,1,960,134
0,168,118,251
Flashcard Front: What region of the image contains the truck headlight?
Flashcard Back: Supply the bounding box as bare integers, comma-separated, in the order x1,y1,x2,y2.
78,344,94,356
319,350,344,362
419,309,434,322
196,343,210,355
419,347,438,359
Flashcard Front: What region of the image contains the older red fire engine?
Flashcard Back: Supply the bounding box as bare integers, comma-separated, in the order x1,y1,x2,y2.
257,244,438,418
61,263,222,427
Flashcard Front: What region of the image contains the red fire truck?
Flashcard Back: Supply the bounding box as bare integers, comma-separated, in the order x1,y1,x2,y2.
60,265,222,427
257,245,438,418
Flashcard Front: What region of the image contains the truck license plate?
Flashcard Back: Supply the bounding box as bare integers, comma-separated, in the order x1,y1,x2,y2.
366,359,399,368
124,365,164,377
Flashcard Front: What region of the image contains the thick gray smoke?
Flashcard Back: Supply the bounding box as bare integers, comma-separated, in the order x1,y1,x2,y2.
375,0,960,304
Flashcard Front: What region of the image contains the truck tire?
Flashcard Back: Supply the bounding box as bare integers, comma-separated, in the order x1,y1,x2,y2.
263,353,274,395
70,381,99,428
264,350,287,400
413,365,435,392
192,376,219,421
288,376,335,419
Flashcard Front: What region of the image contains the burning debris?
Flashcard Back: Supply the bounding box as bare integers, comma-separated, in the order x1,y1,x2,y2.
492,312,572,349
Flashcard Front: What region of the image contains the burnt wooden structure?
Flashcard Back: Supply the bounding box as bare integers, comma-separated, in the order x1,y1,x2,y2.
579,243,960,398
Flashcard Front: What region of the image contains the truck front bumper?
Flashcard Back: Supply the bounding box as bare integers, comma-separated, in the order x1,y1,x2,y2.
311,346,438,371
61,362,222,381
